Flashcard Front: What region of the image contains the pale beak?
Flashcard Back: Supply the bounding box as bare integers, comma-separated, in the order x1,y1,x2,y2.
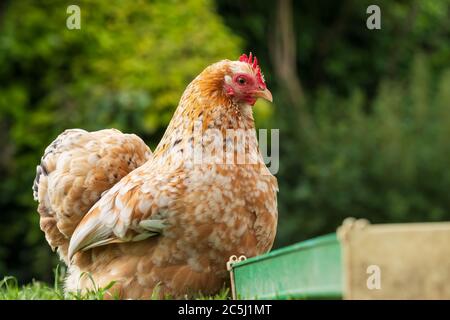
254,88,273,102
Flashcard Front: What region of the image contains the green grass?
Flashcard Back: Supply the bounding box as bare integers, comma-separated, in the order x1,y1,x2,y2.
0,265,230,300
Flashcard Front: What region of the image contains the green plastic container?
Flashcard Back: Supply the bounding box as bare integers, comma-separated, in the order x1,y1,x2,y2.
231,233,343,299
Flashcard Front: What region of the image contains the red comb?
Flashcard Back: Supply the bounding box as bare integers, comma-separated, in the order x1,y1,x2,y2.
239,52,266,88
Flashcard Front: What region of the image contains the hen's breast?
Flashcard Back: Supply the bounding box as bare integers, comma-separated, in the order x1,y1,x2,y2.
161,163,278,274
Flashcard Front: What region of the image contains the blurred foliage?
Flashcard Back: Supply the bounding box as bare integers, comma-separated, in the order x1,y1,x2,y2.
0,0,241,282
277,57,450,244
0,0,450,283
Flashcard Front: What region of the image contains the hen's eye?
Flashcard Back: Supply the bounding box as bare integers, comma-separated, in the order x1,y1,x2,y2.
238,77,246,85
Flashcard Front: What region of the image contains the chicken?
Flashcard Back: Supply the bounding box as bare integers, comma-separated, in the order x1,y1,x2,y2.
33,54,278,299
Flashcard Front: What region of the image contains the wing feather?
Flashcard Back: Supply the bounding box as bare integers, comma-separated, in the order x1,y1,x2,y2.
67,168,185,261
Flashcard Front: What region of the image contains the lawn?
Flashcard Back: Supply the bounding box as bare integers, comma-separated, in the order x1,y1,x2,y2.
0,266,230,300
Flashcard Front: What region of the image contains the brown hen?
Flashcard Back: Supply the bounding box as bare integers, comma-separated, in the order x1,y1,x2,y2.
34,55,278,299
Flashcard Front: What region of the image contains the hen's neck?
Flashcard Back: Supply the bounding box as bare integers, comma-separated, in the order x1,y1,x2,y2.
153,79,263,168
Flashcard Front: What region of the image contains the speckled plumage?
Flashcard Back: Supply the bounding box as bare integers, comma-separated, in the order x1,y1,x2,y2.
34,59,278,299
33,128,151,264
